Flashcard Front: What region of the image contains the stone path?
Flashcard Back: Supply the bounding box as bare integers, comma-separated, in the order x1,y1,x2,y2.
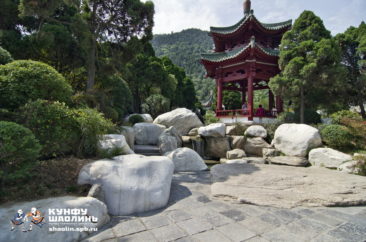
83,171,366,242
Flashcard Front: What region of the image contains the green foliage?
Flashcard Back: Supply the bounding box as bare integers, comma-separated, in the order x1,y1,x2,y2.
294,109,322,124
72,108,115,157
223,91,242,110
320,125,354,151
141,94,170,118
354,155,366,176
270,11,346,122
19,100,79,158
97,147,124,159
261,122,284,143
95,73,133,122
278,112,296,123
152,29,214,103
204,110,220,125
0,121,41,187
336,22,366,118
128,114,145,125
0,46,13,65
0,60,73,110
330,110,362,124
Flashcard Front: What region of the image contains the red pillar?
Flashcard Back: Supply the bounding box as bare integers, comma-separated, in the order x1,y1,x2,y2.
217,79,223,111
269,90,274,110
242,81,246,106
247,75,254,120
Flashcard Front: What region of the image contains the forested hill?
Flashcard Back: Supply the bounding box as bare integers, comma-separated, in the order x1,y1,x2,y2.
152,28,215,103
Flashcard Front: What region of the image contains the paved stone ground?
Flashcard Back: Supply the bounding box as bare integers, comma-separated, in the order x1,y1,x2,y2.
83,171,366,242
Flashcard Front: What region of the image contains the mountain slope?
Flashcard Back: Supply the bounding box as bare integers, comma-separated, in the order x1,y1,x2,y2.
151,28,215,103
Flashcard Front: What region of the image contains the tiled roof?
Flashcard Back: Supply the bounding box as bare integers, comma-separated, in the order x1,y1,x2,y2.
210,14,292,35
201,42,279,63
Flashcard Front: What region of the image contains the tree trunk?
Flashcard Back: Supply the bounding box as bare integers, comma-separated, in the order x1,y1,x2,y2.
300,85,305,124
359,100,366,119
86,37,97,91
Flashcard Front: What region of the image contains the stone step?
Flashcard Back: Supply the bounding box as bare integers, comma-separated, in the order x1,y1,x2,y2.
134,145,161,156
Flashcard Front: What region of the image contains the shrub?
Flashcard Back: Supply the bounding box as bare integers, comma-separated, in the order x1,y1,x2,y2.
0,121,41,187
330,110,362,125
204,110,220,125
128,114,145,125
320,124,354,151
141,94,170,118
340,118,366,150
19,100,79,158
0,60,72,110
278,112,296,123
0,46,13,65
294,109,322,124
72,108,115,157
262,121,284,143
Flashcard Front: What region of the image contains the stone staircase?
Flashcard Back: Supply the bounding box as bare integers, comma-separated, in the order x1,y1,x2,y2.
134,145,161,156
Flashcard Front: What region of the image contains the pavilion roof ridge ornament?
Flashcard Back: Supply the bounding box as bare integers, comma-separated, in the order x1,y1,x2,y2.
244,0,251,15
250,36,256,48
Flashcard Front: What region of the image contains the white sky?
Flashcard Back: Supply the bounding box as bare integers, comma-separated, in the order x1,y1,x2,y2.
143,0,366,35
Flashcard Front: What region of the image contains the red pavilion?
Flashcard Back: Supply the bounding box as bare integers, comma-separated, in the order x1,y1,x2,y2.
201,0,292,121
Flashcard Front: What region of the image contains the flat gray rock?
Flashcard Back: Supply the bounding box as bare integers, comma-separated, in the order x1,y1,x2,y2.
211,163,366,208
268,156,309,167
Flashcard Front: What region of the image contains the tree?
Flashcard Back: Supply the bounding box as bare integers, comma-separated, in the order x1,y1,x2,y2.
19,0,155,91
336,22,366,119
270,11,346,123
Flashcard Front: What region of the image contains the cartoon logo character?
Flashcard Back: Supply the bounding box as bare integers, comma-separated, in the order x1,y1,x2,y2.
10,209,27,232
26,207,45,231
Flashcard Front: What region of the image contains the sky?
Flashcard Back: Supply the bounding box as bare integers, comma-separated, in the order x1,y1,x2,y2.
143,0,366,35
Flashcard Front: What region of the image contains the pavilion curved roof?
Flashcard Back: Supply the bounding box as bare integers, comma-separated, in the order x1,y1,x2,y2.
210,14,292,35
201,42,279,63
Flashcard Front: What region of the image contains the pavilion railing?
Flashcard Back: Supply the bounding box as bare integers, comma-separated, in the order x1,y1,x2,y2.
216,109,277,118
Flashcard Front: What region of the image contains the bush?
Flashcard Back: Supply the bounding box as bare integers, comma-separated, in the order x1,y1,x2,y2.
204,110,220,125
294,109,322,124
0,60,73,110
0,46,13,65
19,100,115,158
128,114,145,125
0,121,41,187
72,108,115,157
262,121,284,143
278,112,296,123
330,110,362,125
141,94,170,118
19,100,79,158
320,124,354,151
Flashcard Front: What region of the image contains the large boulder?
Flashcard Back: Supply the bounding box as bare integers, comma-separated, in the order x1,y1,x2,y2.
205,137,231,159
121,126,135,150
198,123,226,137
244,125,267,138
153,108,203,136
0,196,109,242
230,136,246,150
133,123,166,145
78,154,174,216
158,127,182,154
273,124,322,157
244,137,271,157
309,148,353,168
226,149,246,160
166,148,208,172
225,123,248,136
98,134,134,155
268,156,309,167
211,163,366,208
